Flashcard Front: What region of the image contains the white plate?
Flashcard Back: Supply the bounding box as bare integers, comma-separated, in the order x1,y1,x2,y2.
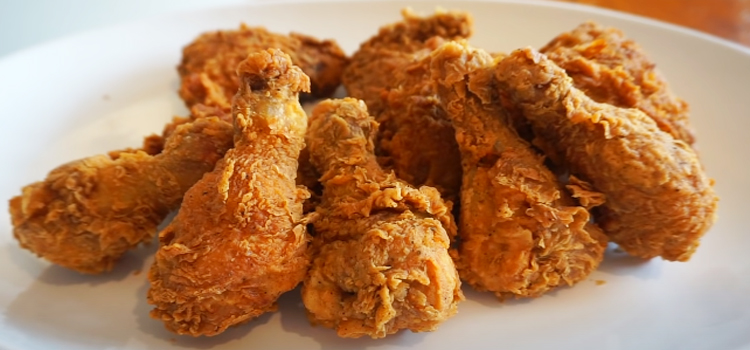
1,1,749,349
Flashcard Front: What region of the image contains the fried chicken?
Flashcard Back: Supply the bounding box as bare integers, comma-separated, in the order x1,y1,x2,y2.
296,145,322,214
178,26,347,204
179,24,348,110
377,38,463,202
148,49,311,336
494,48,718,261
540,21,695,145
302,98,462,338
343,8,472,115
343,8,472,202
428,41,607,298
8,111,234,274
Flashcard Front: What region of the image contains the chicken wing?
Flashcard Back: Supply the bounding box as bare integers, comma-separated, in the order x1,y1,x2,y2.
494,48,718,261
9,112,234,274
179,24,348,110
429,41,607,298
148,49,311,336
302,98,462,338
540,21,695,144
343,8,472,202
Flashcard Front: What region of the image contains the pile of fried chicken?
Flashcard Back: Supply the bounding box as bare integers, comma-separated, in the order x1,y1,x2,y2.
8,8,717,339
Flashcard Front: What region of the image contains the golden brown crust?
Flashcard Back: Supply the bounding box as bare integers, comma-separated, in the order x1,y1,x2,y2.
9,114,234,274
376,38,463,203
178,24,348,110
296,145,322,214
342,8,473,202
343,8,472,116
540,21,695,145
148,49,311,336
302,98,462,338
429,41,607,298
495,47,718,261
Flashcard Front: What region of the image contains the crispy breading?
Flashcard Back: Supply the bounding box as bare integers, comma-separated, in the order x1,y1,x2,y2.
377,38,463,202
9,112,233,274
343,8,472,202
429,41,607,298
343,8,472,115
179,24,348,110
494,48,718,261
302,98,462,338
148,49,311,336
540,21,695,144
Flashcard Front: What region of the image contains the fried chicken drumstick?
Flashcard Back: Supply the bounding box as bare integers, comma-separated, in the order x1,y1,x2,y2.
148,49,311,336
540,21,695,145
179,24,348,110
495,48,718,261
429,41,607,298
9,112,234,274
343,9,473,201
302,98,462,338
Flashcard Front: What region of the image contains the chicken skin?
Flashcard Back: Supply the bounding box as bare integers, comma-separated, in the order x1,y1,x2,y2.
343,8,472,202
148,49,311,336
9,112,234,274
302,98,462,338
377,38,463,202
495,48,718,261
343,8,472,116
428,41,607,298
540,21,695,145
179,24,348,110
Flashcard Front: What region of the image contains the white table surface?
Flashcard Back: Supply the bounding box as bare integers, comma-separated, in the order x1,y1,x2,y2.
0,0,255,58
